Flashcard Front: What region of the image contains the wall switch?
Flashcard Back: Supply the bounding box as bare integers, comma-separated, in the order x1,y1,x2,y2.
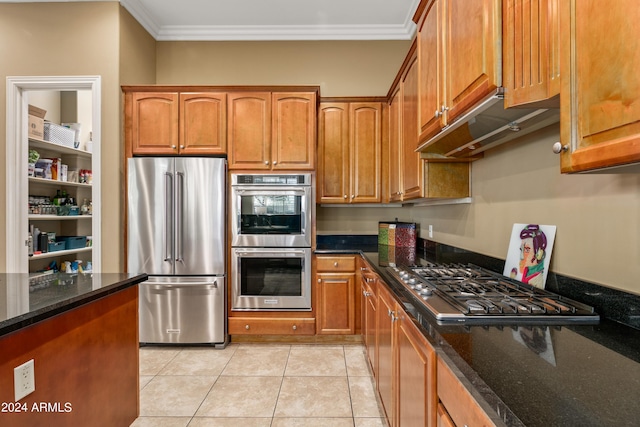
428,225,433,238
14,359,35,401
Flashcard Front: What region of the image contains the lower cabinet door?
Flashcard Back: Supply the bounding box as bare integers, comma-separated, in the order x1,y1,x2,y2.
376,285,396,423
396,307,437,427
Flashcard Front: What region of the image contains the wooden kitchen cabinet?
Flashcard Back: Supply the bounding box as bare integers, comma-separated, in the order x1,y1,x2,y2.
396,307,437,427
400,49,423,201
126,91,226,156
376,283,396,423
228,91,316,170
317,101,382,203
415,0,501,147
558,0,640,173
227,92,271,169
503,0,560,108
272,92,316,170
128,92,179,155
228,317,315,335
315,255,356,335
374,277,437,427
388,40,469,202
180,92,227,154
417,0,444,143
437,356,496,427
359,257,378,371
388,87,403,202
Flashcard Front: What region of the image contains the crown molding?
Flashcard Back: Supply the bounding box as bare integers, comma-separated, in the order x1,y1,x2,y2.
120,0,418,41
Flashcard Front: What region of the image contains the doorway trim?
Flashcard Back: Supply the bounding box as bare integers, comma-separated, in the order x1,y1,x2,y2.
5,76,101,273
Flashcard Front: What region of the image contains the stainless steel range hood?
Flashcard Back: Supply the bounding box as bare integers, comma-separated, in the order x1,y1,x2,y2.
416,89,560,158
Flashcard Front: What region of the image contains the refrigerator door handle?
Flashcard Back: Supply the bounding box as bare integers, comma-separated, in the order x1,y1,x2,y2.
164,172,173,262
176,171,185,263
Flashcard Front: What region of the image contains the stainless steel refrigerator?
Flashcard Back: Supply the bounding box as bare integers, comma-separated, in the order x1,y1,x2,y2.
127,157,227,346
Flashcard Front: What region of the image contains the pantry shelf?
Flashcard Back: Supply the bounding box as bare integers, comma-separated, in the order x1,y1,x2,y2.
29,137,91,158
30,247,92,261
28,215,92,221
28,177,92,188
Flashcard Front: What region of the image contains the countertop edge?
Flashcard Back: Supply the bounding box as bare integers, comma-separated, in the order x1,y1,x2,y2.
0,273,148,338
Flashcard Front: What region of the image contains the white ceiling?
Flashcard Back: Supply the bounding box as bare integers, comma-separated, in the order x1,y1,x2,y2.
2,0,420,41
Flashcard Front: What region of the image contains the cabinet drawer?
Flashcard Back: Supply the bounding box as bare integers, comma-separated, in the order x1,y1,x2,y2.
437,357,496,427
229,317,315,335
316,256,356,272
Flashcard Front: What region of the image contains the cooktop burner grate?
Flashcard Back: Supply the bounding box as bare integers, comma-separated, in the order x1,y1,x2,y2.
388,263,599,324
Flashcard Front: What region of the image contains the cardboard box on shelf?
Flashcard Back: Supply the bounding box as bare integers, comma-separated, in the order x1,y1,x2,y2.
28,104,46,139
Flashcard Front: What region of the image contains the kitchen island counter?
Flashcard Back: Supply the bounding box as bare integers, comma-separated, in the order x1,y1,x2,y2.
321,241,640,427
0,272,146,426
0,272,147,337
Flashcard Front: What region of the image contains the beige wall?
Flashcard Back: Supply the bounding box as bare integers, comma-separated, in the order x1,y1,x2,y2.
0,2,154,272
319,125,640,294
156,40,412,96
407,125,640,294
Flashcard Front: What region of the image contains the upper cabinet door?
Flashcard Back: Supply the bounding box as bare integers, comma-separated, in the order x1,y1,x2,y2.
418,0,445,142
350,103,382,203
272,92,316,170
559,0,640,173
179,93,227,155
318,103,350,203
444,0,501,123
401,54,423,201
388,87,403,203
228,92,271,170
131,92,179,155
503,0,560,108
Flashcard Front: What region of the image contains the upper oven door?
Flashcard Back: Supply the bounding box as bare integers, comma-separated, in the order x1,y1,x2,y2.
231,186,312,247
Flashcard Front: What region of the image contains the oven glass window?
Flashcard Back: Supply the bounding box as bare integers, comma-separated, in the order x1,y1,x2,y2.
239,194,302,235
240,257,303,297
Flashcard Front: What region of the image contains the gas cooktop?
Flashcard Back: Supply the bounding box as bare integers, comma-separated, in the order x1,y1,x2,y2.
387,263,599,324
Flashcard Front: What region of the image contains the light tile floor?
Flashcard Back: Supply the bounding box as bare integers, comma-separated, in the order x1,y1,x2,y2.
131,343,387,427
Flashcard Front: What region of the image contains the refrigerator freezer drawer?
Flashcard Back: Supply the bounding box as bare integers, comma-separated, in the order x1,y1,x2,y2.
139,277,227,345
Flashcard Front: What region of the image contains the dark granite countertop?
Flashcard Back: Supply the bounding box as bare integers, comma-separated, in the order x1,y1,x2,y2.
0,272,148,337
317,236,640,426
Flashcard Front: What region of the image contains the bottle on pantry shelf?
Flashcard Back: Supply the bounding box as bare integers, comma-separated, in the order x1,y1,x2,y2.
53,189,62,206
88,200,93,215
81,199,89,215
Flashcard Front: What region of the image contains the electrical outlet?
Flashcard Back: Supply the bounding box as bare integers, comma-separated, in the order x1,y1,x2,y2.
428,225,433,238
14,359,35,401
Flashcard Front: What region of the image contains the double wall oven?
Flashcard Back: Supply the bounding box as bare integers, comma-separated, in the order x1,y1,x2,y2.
231,173,312,311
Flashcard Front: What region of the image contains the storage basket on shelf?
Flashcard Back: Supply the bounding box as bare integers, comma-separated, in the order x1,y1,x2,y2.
55,236,87,250
44,122,75,148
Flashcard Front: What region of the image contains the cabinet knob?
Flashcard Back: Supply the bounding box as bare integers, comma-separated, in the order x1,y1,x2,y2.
245,324,250,330
344,195,348,199
265,161,270,165
172,145,177,149
363,291,372,297
435,109,442,118
351,195,355,199
273,161,277,165
366,277,374,283
334,262,338,267
292,325,297,330
552,142,569,154
317,278,321,283
180,145,184,149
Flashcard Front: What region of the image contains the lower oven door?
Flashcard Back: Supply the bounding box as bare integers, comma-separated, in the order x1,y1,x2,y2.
231,247,312,311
